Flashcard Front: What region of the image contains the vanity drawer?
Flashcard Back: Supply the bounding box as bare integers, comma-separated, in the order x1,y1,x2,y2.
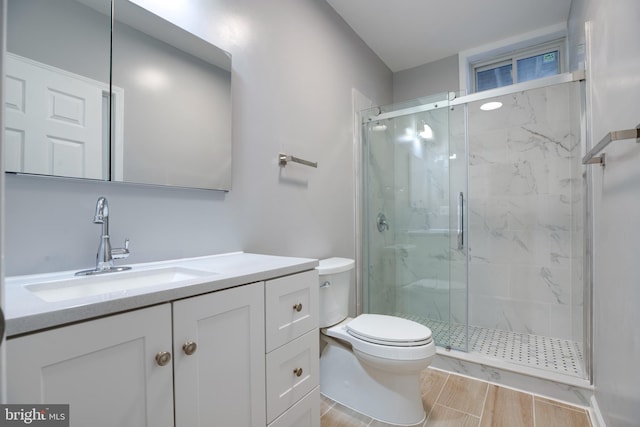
265,270,318,352
268,387,320,427
266,329,319,423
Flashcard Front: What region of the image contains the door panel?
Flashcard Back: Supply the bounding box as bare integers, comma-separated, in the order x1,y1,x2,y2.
4,54,105,179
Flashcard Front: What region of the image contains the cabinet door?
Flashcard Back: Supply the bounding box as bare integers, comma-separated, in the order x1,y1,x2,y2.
7,304,174,427
173,282,266,427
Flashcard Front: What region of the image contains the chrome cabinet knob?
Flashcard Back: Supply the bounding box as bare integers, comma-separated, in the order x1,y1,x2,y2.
182,341,197,356
293,368,303,377
155,351,172,366
293,303,303,312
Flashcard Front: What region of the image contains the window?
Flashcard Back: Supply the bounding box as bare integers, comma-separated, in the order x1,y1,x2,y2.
472,40,564,92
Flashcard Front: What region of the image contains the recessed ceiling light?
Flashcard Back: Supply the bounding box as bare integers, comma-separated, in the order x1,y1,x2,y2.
480,101,503,111
419,124,433,139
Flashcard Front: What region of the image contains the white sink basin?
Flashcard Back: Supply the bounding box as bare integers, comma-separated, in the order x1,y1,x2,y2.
26,267,215,302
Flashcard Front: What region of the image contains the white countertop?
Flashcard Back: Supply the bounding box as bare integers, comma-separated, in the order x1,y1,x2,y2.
5,252,318,337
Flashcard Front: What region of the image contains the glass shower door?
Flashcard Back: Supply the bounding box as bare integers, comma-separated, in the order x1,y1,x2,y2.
362,94,468,351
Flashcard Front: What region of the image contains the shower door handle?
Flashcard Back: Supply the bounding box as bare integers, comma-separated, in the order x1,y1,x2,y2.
457,192,464,250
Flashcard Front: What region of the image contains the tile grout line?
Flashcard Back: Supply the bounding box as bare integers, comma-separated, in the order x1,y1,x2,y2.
476,381,490,426
429,403,482,425
428,373,484,424
321,369,592,427
442,368,590,413
430,368,591,426
319,396,336,418
424,372,450,425
534,397,593,426
326,401,336,414
533,396,592,414
432,371,450,406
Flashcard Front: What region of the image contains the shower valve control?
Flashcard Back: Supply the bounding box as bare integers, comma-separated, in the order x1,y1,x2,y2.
377,213,389,232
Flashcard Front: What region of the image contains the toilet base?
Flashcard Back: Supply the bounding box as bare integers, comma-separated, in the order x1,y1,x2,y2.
319,336,429,426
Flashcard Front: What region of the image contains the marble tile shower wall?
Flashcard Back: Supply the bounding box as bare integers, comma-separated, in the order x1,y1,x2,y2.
365,108,454,319
466,83,583,341
364,105,467,327
395,111,451,321
364,125,397,314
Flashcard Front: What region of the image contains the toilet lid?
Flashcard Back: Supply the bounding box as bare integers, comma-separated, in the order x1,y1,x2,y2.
346,314,432,347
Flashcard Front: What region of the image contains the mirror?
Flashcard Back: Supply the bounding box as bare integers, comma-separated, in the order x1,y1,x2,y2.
112,0,232,189
5,0,232,191
5,0,111,180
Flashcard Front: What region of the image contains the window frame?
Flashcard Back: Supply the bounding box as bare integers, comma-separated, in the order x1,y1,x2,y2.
471,39,565,93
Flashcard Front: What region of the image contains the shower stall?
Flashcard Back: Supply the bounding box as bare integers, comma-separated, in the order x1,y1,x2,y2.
361,75,588,381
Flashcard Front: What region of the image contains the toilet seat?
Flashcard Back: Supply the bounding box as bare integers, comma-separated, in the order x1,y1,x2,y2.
346,314,432,346
324,315,435,361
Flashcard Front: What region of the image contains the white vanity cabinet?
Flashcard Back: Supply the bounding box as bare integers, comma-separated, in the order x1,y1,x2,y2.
7,282,266,427
265,270,320,427
6,303,175,427
5,255,321,427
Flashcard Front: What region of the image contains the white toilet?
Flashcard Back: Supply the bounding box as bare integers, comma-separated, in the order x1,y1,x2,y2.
317,257,436,426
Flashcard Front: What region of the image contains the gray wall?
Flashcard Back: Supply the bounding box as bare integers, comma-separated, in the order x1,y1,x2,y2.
568,0,640,425
7,0,110,83
4,0,392,275
393,54,459,103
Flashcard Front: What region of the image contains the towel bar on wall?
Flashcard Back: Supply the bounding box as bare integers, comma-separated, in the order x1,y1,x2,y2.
279,154,318,168
582,125,640,166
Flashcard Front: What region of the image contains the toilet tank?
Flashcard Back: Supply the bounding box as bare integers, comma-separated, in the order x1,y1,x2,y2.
316,257,355,328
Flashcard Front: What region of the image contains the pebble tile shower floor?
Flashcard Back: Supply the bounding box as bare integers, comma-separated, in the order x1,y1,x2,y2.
397,315,585,378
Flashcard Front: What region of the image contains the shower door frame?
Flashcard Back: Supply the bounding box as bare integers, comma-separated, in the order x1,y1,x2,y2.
356,70,593,383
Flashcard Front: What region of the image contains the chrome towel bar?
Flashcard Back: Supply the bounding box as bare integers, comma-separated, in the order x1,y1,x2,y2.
279,153,318,168
582,125,640,166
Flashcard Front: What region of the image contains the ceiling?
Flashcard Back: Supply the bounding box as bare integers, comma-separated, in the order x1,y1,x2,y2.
325,0,572,72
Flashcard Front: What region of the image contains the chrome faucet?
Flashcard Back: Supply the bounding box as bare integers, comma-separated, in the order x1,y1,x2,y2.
76,196,131,276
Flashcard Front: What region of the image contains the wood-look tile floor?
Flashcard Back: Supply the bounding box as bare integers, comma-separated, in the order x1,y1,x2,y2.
320,367,592,427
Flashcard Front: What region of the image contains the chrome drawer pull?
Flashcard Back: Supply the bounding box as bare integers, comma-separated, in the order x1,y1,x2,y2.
293,303,303,312
293,367,303,377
